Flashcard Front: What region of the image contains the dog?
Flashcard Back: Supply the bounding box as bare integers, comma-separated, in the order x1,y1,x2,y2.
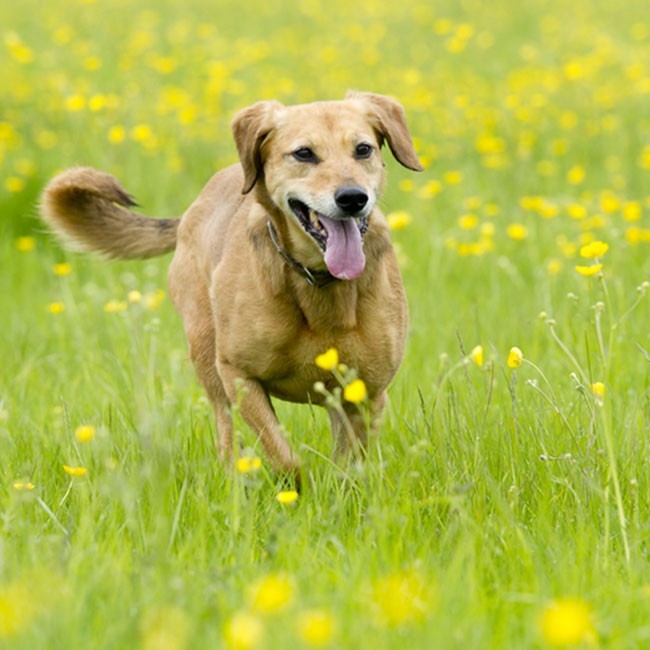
41,91,423,476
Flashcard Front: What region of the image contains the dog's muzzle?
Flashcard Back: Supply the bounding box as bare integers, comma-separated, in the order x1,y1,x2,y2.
288,193,370,281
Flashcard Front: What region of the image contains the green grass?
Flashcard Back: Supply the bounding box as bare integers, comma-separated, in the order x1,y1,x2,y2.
2,0,650,647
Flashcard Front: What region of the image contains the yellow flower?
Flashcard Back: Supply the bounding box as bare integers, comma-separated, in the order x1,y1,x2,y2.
507,347,524,368
12,481,35,491
484,203,500,217
539,598,595,646
520,196,543,211
236,456,262,474
622,201,641,222
47,302,65,315
470,345,484,367
475,134,505,155
564,60,586,80
539,202,559,219
386,210,412,231
296,609,336,646
434,18,453,35
52,26,73,45
88,94,107,112
131,124,154,142
276,490,299,505
641,146,650,170
65,94,86,112
315,348,339,371
566,165,586,185
5,177,25,193
140,605,191,650
457,242,485,257
75,424,96,443
108,125,126,144
567,203,587,220
145,289,166,310
458,214,479,230
507,223,528,240
443,170,463,185
590,382,605,398
148,55,177,75
481,221,495,237
15,236,36,252
63,465,87,478
0,579,37,638
248,573,294,614
53,262,72,276
575,264,603,277
343,379,367,403
5,32,34,64
127,290,142,303
417,180,442,198
224,611,264,650
600,191,620,214
579,241,609,259
371,571,431,627
104,299,128,313
84,56,102,71
626,227,650,245
547,259,563,275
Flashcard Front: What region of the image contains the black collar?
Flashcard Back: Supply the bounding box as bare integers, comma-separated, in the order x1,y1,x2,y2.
266,221,337,288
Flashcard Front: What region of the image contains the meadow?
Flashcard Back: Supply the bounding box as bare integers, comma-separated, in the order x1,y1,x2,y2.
2,0,650,647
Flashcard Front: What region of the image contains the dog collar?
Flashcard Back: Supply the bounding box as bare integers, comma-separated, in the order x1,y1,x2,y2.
266,221,337,288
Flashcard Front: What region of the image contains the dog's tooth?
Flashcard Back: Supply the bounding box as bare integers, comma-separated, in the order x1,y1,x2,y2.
310,211,324,231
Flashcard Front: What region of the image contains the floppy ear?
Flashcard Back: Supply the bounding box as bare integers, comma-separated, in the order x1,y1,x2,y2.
345,91,424,172
231,100,284,194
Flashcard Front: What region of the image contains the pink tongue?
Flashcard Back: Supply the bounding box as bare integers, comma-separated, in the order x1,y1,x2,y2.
319,215,366,280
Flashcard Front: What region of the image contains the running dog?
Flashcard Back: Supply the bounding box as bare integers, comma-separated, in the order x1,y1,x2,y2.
41,91,423,475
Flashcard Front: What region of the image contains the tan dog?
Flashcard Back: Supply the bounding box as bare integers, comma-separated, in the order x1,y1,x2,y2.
41,91,423,475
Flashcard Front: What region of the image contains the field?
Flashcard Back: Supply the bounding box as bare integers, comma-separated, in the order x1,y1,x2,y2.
2,0,650,647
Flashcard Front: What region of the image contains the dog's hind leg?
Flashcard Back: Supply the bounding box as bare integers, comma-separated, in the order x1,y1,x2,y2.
169,255,234,461
184,317,234,461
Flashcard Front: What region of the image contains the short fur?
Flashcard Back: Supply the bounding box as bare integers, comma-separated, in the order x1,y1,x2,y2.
41,91,423,475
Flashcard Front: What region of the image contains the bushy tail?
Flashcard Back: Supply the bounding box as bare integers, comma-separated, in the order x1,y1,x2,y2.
40,167,179,260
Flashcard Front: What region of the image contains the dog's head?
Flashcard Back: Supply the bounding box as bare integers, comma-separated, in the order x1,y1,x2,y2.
231,91,423,280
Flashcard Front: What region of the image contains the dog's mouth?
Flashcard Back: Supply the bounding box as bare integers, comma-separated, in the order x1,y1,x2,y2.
288,199,368,280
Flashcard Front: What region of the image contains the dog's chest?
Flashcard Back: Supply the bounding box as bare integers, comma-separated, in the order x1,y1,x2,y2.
238,320,403,404
217,269,407,404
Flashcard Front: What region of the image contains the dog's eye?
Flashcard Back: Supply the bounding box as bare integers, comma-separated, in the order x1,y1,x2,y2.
293,147,317,163
354,143,373,159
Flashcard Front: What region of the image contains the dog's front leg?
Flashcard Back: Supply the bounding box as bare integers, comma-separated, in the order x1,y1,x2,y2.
217,361,300,475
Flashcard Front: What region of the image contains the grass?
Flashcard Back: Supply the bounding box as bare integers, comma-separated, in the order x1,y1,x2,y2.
2,0,650,647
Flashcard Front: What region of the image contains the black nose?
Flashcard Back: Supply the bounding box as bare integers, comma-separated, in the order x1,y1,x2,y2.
335,186,369,215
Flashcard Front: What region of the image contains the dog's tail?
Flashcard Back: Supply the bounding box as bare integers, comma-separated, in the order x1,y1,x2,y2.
40,166,179,260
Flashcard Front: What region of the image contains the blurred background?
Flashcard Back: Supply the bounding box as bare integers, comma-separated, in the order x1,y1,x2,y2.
3,0,650,435
3,0,649,234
